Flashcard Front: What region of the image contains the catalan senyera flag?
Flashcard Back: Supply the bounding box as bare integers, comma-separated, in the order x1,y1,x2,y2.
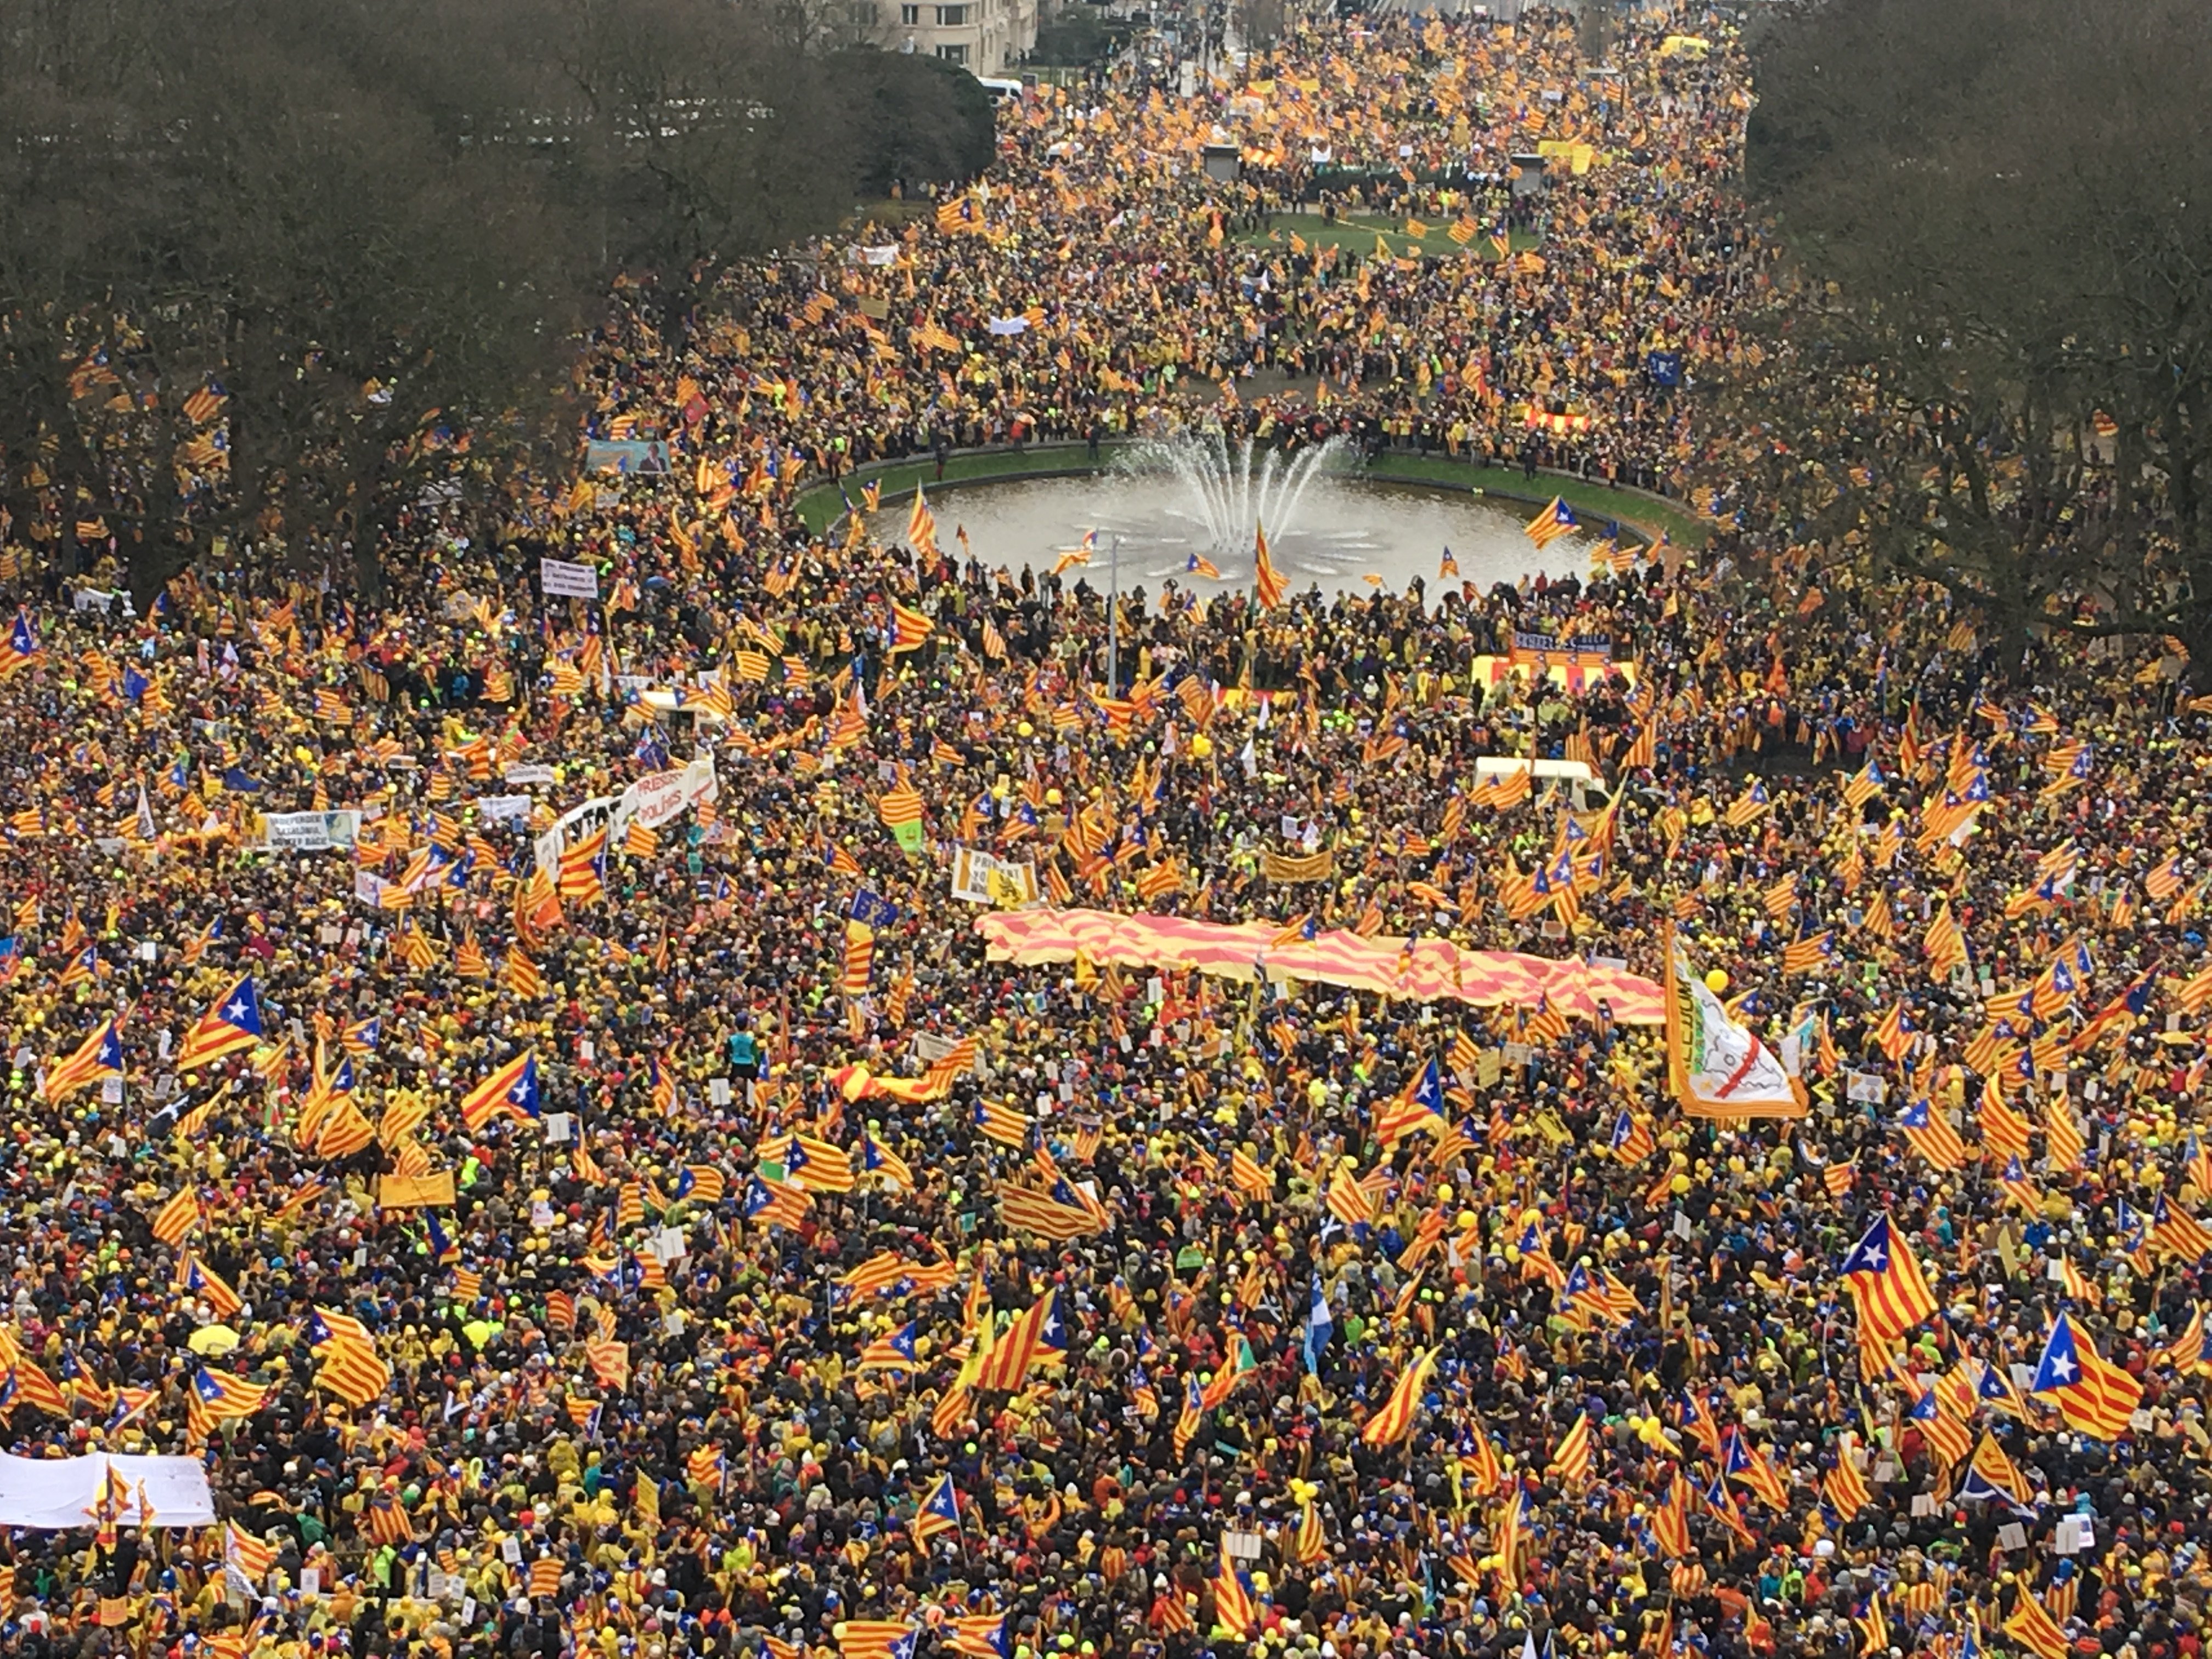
906,486,939,558
1838,1214,1939,1344
1923,898,1969,977
1290,1502,1325,1566
997,1184,1104,1240
223,1521,276,1581
2030,1310,2142,1440
2154,1303,2210,1376
175,974,263,1071
1548,1412,1594,1485
1652,1466,1693,1556
842,920,874,996
1212,1535,1257,1638
2003,1592,2072,1659
1359,1346,1436,1446
151,1187,201,1247
1252,522,1288,609
2044,1100,2086,1172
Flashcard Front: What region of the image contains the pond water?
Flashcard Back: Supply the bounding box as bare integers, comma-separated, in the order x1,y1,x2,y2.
875,467,1611,602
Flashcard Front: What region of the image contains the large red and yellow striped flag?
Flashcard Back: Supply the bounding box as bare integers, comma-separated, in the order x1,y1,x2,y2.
1547,1412,1593,1486
2003,1593,2072,1659
308,1308,392,1408
970,1290,1059,1393
1837,1214,1939,1344
1252,523,1287,609
996,1184,1104,1241
1358,1347,1436,1446
841,921,874,996
2030,1311,2141,1440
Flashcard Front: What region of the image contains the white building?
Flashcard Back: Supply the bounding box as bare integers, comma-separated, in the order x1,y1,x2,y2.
884,0,1037,76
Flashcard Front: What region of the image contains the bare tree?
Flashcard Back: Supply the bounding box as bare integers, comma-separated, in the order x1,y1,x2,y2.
0,0,981,601
1744,0,2212,666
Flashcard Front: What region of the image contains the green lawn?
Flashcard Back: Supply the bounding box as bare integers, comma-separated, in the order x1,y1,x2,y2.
795,447,1103,534
845,198,933,233
1236,212,1541,261
1364,454,1712,548
795,441,1710,548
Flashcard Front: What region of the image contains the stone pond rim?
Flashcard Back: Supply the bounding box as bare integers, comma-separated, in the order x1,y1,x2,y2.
792,437,1713,552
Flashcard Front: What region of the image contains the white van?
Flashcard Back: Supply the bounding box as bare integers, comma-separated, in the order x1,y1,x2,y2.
1472,755,1606,811
975,76,1025,104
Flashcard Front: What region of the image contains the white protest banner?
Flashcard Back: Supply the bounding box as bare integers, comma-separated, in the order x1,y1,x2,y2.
0,1453,214,1529
628,753,719,830
261,810,361,851
534,754,718,869
950,847,1039,905
539,557,601,600
503,763,557,786
476,795,533,824
533,795,619,874
913,1031,985,1076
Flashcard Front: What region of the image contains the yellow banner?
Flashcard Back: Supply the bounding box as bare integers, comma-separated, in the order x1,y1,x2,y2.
377,1171,457,1210
1261,848,1336,882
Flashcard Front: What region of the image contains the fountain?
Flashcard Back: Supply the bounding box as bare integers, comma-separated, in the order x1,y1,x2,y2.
1115,432,1355,558
866,430,1594,598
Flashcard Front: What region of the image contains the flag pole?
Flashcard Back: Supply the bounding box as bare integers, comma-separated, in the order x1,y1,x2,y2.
1107,532,1121,695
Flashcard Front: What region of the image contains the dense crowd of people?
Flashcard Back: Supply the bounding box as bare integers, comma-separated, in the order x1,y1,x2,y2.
0,10,2204,1659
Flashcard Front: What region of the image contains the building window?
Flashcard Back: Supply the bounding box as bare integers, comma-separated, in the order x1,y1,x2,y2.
935,41,969,61
935,5,968,23
899,4,919,20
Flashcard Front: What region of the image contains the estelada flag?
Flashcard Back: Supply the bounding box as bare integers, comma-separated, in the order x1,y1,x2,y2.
1837,1214,1939,1344
460,1051,538,1131
1359,1346,1436,1446
176,975,263,1071
2030,1310,2141,1440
